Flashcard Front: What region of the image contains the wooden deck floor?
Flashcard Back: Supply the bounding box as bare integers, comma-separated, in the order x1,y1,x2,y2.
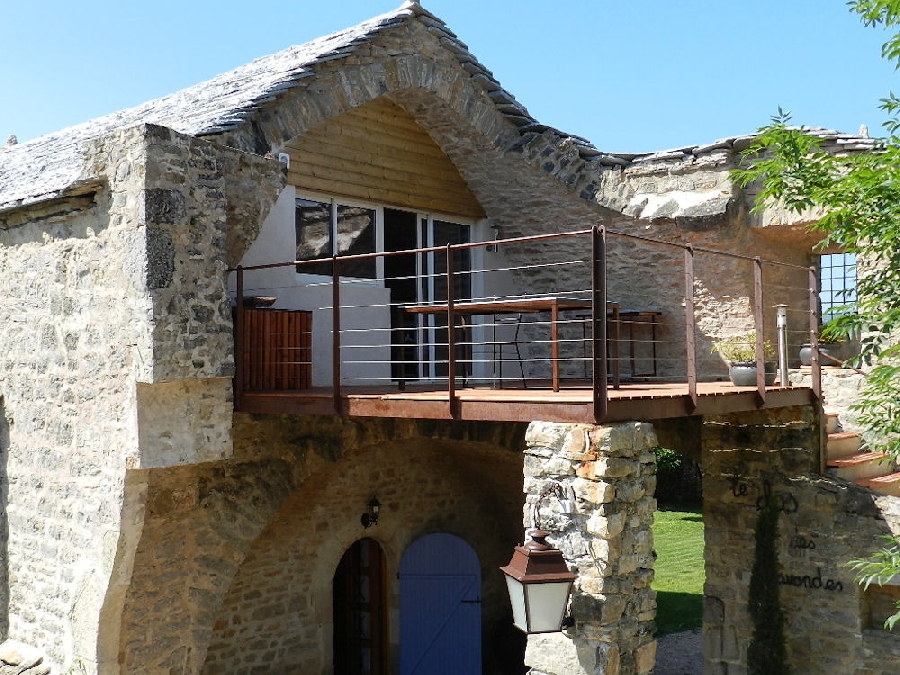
237,380,816,424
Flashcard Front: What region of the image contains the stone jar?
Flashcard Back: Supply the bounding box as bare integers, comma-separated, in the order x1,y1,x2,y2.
729,361,777,386
799,343,843,366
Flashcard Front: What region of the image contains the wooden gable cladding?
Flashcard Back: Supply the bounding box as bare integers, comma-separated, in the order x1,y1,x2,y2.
284,97,485,219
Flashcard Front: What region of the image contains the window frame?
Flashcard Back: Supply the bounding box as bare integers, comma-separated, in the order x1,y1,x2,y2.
816,251,857,325
295,191,384,285
294,190,480,291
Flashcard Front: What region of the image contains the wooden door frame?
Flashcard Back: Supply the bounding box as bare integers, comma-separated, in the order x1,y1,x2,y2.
333,538,389,675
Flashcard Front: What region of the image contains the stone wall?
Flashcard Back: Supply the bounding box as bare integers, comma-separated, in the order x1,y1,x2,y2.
702,406,900,674
0,121,284,672
522,422,658,675
113,416,527,675
0,124,151,672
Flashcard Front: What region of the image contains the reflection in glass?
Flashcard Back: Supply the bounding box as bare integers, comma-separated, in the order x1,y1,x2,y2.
295,200,376,278
337,205,376,278
296,199,332,275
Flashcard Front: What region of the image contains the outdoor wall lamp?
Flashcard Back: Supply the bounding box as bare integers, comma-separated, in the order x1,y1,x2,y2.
361,496,381,528
487,224,502,252
501,481,577,633
500,528,577,634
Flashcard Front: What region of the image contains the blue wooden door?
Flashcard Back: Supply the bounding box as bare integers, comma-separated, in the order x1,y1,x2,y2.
399,533,481,675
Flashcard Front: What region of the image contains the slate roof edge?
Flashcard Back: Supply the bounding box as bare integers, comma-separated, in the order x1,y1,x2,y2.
0,0,881,212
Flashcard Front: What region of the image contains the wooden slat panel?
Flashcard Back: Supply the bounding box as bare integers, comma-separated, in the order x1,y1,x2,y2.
289,136,473,186
241,308,313,391
292,174,484,219
294,114,451,161
288,158,478,203
285,97,484,218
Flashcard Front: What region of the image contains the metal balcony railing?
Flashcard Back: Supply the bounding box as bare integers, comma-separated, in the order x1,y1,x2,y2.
229,225,823,421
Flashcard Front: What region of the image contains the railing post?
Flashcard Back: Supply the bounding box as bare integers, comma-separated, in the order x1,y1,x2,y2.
332,257,342,415
592,225,608,423
809,265,822,400
235,266,245,409
446,244,458,416
753,257,766,406
683,246,698,412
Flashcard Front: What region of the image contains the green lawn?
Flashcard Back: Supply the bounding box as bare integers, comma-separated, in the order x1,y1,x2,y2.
652,506,705,635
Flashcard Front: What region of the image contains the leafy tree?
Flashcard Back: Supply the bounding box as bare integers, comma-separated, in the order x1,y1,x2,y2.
848,534,900,630
732,0,900,631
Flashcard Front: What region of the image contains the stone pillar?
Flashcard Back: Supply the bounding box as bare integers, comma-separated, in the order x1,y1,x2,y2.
522,421,658,675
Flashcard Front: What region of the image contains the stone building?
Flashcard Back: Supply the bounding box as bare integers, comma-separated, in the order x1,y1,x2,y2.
0,2,897,674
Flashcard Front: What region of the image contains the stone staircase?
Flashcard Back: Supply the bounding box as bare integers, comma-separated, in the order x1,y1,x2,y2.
825,412,900,496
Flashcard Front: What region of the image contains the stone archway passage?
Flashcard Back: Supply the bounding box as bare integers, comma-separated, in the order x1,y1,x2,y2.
399,533,482,675
333,538,389,675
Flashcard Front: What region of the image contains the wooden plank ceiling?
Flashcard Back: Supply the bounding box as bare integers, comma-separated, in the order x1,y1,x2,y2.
284,97,485,219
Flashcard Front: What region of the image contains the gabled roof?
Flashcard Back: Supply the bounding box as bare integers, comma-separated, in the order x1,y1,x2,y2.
0,1,542,213
0,1,879,217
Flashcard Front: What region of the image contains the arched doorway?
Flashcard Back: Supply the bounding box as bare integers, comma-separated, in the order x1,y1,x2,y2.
399,533,482,675
333,538,389,675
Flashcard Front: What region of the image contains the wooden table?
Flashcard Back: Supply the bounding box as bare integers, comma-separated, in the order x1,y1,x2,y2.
403,297,620,391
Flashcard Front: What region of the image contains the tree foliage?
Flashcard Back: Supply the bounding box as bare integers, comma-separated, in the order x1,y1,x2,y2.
732,0,900,631
848,534,900,630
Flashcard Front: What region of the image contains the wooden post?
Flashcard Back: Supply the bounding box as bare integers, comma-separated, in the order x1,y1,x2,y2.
446,244,458,417
754,257,766,406
332,257,342,415
809,266,821,400
235,266,245,410
592,226,608,423
683,246,698,413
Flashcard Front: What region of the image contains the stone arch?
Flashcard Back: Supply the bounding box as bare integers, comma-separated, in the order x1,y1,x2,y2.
223,23,518,162
111,458,298,675
215,18,610,229
199,426,526,675
110,411,526,675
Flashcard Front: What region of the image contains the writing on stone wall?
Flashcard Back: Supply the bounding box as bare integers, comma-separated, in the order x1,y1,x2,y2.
729,475,798,514
725,474,846,593
778,567,844,592
788,534,816,551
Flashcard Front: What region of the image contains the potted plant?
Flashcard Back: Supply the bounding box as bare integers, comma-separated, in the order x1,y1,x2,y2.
713,332,777,386
799,313,858,366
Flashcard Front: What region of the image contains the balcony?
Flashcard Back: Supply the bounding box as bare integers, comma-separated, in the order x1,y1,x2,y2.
230,227,822,424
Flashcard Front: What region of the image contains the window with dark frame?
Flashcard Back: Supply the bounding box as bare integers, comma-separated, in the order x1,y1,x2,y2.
817,252,857,323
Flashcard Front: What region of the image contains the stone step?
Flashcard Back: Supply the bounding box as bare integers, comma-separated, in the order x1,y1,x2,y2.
825,412,840,434
827,452,894,482
855,472,900,497
827,431,862,460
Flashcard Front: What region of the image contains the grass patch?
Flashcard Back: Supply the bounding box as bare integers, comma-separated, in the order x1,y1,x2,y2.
653,506,704,635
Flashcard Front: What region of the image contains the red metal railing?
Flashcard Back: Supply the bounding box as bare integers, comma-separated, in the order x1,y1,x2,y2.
229,224,822,421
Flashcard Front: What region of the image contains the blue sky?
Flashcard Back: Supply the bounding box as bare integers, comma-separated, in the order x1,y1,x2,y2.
2,1,895,153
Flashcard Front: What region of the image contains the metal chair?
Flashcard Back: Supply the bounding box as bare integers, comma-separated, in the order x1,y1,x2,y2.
493,314,527,388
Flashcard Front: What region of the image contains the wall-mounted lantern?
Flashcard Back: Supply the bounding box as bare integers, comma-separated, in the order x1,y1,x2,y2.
502,481,577,633
500,528,577,634
361,496,381,529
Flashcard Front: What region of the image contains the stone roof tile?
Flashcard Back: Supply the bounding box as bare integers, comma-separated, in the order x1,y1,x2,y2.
0,1,881,214
0,3,421,212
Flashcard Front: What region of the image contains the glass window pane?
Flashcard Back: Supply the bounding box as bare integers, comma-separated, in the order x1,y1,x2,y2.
336,205,376,278
296,199,333,275
818,252,857,322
